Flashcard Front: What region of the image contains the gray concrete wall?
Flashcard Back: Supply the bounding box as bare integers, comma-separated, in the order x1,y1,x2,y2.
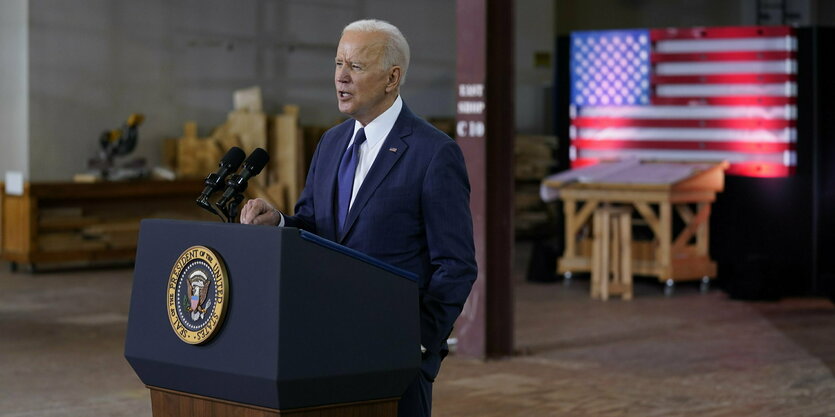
26,0,455,181
556,0,744,34
0,0,28,180
515,0,554,134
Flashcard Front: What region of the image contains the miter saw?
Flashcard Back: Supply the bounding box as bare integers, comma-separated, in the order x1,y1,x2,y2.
88,113,149,180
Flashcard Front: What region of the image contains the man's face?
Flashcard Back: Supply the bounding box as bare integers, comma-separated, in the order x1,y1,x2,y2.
334,30,395,125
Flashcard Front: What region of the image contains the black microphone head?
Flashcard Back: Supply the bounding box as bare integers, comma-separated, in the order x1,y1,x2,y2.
243,148,270,176
220,146,246,169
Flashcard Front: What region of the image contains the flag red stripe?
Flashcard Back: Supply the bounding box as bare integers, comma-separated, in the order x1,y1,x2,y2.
652,50,795,63
572,158,792,178
650,26,794,41
651,96,797,106
572,139,795,153
725,162,793,177
651,73,795,85
573,117,795,129
571,158,601,169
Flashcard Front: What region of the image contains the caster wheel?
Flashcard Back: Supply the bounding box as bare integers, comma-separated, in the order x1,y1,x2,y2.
563,271,573,287
664,279,675,297
699,276,710,293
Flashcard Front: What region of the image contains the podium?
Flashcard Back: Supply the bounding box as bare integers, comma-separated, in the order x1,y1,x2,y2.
124,219,420,416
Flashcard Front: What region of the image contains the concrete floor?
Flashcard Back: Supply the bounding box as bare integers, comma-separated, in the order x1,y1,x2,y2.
2,245,835,416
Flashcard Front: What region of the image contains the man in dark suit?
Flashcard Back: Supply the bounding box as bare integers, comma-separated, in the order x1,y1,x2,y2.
240,19,476,417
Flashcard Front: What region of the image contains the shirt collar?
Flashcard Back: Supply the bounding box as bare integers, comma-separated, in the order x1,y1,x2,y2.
352,95,403,148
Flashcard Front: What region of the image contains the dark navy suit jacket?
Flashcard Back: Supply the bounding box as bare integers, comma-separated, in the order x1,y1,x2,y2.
284,104,477,376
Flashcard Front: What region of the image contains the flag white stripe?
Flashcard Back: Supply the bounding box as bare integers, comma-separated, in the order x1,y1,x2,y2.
577,127,795,142
577,148,794,164
785,150,796,165
655,37,797,53
576,105,796,119
656,82,796,97
656,60,796,75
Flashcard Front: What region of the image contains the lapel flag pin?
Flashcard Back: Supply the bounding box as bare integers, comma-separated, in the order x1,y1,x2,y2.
389,147,398,153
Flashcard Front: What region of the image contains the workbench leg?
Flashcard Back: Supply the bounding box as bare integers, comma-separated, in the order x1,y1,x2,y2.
599,211,610,301
563,199,577,260
620,213,633,300
591,210,602,299
696,203,710,257
658,202,673,280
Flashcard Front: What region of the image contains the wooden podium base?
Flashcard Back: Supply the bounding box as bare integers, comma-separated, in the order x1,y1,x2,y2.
149,386,399,417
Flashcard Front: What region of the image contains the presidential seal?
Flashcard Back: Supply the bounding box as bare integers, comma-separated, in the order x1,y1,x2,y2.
167,246,229,344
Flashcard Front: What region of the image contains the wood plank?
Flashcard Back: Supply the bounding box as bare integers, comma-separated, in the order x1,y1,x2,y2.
542,161,726,191
574,199,599,234
619,212,633,300
1,180,217,267
560,188,716,204
227,110,268,187
670,257,717,280
633,202,661,238
675,204,694,224
671,161,728,192
149,386,398,417
26,180,204,200
673,203,711,251
697,202,710,256
657,202,673,279
39,216,101,232
271,106,303,213
562,198,577,259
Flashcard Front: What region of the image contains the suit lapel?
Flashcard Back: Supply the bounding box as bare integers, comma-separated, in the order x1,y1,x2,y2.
321,123,354,240
338,109,413,243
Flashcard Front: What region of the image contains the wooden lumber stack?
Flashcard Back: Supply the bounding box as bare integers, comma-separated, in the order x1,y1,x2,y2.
37,207,144,253
268,105,303,214
514,135,557,237
224,110,268,186
164,87,343,216
175,121,222,179
515,135,557,181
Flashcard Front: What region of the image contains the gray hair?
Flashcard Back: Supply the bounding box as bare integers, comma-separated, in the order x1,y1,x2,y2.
342,19,410,86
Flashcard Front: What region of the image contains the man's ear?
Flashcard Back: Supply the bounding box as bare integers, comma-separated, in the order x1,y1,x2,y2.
386,66,402,93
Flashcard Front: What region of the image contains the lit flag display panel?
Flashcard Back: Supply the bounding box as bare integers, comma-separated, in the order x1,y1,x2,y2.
570,26,797,177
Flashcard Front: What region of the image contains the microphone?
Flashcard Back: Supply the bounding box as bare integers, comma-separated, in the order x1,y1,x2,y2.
216,148,270,208
196,146,246,214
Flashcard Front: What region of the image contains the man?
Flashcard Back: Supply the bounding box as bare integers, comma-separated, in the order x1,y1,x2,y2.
240,19,476,417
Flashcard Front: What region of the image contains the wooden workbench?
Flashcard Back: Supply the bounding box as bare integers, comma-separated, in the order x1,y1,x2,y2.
0,179,215,269
542,160,728,283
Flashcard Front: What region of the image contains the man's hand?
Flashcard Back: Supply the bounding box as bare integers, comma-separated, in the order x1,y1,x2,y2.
240,198,282,226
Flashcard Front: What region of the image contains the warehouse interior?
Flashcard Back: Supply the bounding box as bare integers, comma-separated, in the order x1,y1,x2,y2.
3,0,835,416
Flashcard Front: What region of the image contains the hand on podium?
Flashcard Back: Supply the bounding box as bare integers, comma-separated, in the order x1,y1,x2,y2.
240,198,282,226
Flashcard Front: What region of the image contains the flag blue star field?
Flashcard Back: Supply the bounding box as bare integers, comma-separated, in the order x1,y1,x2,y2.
569,26,797,177
571,29,651,107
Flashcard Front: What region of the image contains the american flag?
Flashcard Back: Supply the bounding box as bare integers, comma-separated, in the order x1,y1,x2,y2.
569,26,797,177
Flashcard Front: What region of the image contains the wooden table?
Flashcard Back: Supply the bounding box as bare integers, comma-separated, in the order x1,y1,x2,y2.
1,179,214,270
542,160,728,284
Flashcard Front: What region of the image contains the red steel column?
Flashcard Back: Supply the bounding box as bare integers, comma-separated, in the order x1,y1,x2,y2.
455,0,514,358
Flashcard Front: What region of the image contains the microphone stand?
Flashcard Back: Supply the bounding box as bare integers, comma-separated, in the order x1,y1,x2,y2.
217,193,244,223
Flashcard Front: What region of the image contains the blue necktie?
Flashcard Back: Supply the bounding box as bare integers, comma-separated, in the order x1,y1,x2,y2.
337,128,367,231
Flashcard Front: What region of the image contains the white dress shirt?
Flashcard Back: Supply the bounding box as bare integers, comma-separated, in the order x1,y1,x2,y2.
347,95,403,208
